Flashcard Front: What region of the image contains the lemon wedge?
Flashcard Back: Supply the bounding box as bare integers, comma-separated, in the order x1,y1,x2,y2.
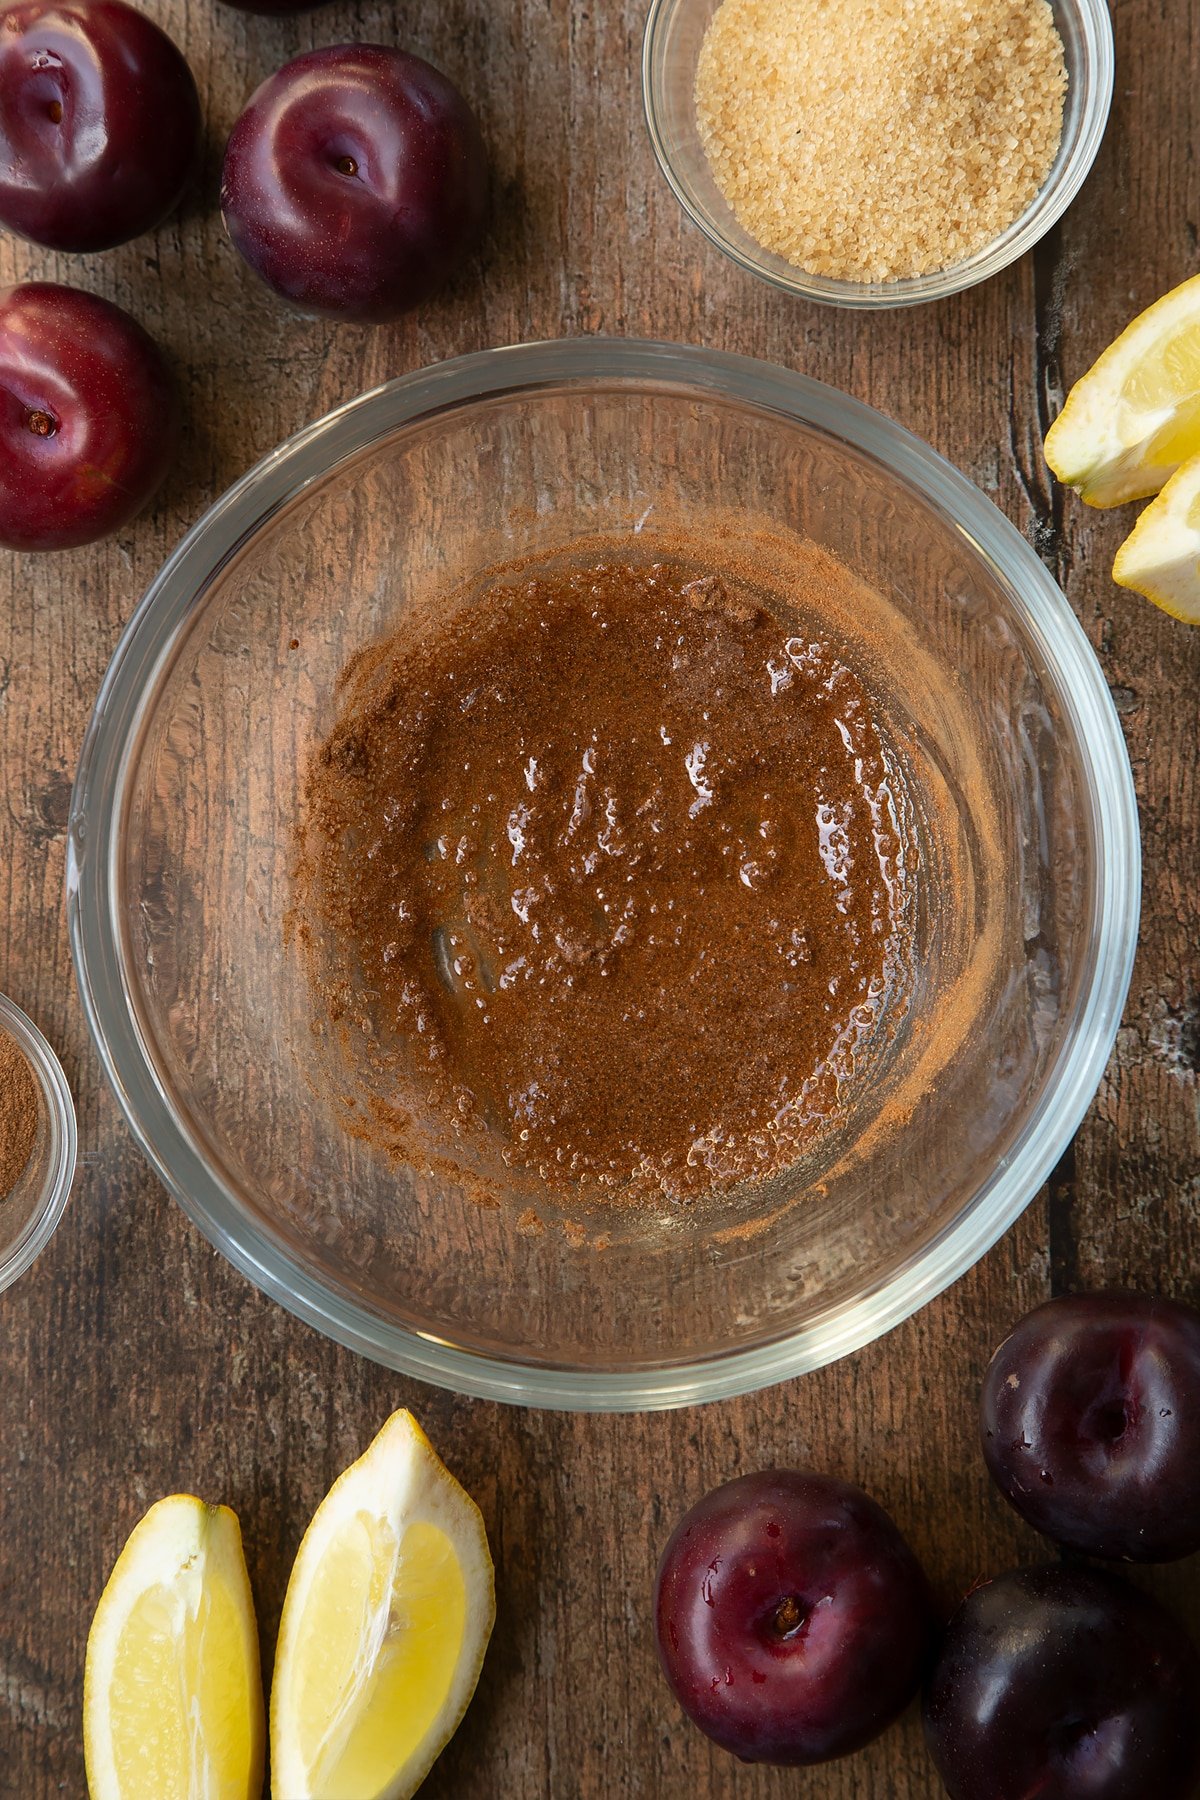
269,1409,495,1800
1112,454,1200,623
83,1495,264,1800
1046,273,1200,506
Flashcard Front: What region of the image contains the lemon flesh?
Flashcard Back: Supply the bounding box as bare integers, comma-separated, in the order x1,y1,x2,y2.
292,1518,465,1795
1113,454,1200,624
1046,273,1200,506
270,1410,494,1800
84,1496,264,1800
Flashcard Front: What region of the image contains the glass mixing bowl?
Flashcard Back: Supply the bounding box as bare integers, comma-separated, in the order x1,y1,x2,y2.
643,0,1114,308
68,340,1138,1409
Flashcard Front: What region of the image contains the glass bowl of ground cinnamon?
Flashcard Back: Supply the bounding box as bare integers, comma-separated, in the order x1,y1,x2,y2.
643,0,1114,307
69,341,1139,1407
0,994,76,1290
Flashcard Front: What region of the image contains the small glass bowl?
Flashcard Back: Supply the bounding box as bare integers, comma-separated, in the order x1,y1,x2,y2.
0,994,77,1291
643,0,1115,309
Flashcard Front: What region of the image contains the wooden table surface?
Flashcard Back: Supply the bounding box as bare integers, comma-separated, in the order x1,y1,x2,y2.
2,0,1198,1794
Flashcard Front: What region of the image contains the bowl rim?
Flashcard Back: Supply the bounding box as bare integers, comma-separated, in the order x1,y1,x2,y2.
67,337,1139,1409
641,0,1116,309
0,992,77,1291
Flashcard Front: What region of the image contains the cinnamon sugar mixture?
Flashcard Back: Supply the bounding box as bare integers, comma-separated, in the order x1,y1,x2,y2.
293,545,919,1205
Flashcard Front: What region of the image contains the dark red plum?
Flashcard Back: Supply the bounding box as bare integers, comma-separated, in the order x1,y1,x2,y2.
925,1565,1200,1800
0,0,200,252
981,1290,1200,1560
0,283,179,551
653,1470,933,1766
220,44,488,324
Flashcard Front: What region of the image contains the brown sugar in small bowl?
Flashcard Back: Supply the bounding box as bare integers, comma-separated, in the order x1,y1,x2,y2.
0,993,76,1291
643,0,1114,308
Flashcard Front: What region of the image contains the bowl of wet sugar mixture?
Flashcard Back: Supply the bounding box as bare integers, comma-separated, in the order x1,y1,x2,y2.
68,340,1138,1407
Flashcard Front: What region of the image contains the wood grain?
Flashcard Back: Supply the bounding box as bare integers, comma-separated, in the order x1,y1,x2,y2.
1,0,1197,1794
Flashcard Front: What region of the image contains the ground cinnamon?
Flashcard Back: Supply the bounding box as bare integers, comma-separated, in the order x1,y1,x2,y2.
293,541,918,1206
0,1029,39,1200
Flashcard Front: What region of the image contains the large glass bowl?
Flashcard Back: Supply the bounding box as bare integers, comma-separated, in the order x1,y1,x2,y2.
643,0,1114,308
68,340,1138,1409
